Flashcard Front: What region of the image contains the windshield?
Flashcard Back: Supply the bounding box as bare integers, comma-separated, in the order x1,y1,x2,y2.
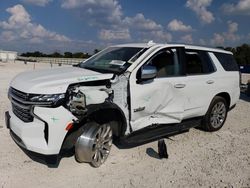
79,47,147,74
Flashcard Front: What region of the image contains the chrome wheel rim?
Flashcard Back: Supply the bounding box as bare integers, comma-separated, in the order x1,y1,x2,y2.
91,124,112,167
210,102,226,129
75,123,112,167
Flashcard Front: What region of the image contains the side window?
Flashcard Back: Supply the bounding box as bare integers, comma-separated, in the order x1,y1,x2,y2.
147,48,182,78
214,52,239,71
185,50,215,75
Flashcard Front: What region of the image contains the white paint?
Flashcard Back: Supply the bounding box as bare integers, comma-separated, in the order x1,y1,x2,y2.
78,86,109,105
112,73,130,134
10,67,113,94
9,106,76,154
8,42,240,155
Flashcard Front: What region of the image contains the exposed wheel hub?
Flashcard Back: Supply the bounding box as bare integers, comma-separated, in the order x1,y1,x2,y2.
75,123,112,167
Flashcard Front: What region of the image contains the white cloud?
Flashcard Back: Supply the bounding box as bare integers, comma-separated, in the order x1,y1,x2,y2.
199,39,207,45
186,0,214,24
136,30,172,43
0,31,16,41
21,0,52,7
99,29,131,41
0,4,30,29
167,19,192,32
61,0,171,43
151,30,172,42
211,33,225,46
222,0,250,15
61,0,123,28
30,37,43,44
123,14,171,43
181,34,193,44
210,21,240,46
0,4,70,44
124,13,162,31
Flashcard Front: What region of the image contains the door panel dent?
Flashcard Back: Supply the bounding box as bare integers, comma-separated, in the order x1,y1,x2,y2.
130,80,186,131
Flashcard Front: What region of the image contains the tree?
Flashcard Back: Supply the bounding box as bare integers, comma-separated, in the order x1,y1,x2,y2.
93,49,100,54
64,52,73,58
72,52,85,58
49,52,63,58
234,44,250,65
219,44,250,65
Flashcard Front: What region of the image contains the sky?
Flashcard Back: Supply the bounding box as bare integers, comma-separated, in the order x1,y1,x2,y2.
0,0,250,53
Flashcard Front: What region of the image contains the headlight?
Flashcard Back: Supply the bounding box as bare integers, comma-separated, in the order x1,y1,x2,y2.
30,93,65,106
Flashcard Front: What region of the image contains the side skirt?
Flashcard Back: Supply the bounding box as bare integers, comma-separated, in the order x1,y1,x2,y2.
118,117,202,148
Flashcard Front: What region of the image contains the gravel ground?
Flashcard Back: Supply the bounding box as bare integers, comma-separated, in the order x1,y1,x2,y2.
0,61,250,188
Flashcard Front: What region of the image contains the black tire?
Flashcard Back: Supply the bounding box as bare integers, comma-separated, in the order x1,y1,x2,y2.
201,96,228,132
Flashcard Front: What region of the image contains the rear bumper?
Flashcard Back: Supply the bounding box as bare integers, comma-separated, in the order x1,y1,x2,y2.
7,106,76,155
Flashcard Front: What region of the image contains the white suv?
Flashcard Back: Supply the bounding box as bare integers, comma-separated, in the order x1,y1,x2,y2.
6,43,240,167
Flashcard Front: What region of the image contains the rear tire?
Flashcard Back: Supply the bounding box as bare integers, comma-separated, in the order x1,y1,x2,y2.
75,122,113,168
201,96,228,132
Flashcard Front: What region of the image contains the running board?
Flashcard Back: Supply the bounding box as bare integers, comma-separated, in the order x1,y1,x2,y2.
118,117,202,148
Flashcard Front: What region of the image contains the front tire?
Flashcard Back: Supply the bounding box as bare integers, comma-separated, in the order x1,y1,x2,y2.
201,96,228,132
75,122,113,167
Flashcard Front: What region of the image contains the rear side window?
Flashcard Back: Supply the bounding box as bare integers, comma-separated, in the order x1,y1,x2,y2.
185,50,215,75
214,52,239,71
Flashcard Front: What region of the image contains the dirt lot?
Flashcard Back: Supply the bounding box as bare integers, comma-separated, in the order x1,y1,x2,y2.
0,61,250,188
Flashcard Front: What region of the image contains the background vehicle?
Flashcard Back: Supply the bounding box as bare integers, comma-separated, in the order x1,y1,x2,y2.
6,43,240,167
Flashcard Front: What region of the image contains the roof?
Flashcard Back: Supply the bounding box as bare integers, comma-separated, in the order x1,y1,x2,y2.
112,42,232,55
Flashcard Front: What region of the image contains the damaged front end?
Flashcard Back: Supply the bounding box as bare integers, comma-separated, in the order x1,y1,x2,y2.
65,81,114,118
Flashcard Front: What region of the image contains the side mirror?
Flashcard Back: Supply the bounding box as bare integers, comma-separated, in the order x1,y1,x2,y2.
140,65,157,81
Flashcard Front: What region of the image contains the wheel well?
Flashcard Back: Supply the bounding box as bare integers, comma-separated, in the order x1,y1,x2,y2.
60,107,126,153
215,92,231,107
89,108,126,137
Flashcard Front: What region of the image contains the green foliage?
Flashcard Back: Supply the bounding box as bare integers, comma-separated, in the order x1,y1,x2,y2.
64,52,73,58
21,51,46,57
94,49,100,54
49,52,63,58
221,44,250,65
20,51,91,59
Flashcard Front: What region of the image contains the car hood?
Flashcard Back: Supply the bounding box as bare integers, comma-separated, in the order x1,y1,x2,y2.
10,67,113,94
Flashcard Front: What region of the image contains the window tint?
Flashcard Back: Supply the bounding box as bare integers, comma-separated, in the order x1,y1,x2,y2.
214,52,239,71
147,48,182,78
185,50,215,75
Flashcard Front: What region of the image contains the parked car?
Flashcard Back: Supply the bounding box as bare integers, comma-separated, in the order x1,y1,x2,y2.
6,42,240,167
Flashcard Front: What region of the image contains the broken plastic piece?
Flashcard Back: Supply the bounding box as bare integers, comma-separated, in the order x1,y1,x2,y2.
158,139,168,159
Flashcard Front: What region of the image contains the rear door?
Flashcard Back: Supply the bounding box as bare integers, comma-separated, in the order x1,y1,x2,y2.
182,48,217,118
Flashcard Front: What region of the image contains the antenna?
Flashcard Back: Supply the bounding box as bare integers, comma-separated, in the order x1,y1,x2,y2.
147,40,155,46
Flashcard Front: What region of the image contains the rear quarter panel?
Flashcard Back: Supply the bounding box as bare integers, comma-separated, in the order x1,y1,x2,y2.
208,52,240,108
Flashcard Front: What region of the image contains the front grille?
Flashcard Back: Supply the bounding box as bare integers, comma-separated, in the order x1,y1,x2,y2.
10,88,29,101
9,87,35,122
12,103,33,122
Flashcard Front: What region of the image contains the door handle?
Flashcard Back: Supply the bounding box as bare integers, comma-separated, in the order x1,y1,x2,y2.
206,80,214,84
174,84,186,88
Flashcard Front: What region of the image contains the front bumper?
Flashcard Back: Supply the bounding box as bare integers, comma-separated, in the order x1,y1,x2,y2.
7,106,76,155
5,111,10,129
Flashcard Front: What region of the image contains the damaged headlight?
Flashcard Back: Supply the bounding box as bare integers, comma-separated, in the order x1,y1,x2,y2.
67,89,87,116
30,93,65,106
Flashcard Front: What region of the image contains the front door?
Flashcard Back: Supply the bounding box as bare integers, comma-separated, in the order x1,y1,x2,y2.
129,47,189,131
